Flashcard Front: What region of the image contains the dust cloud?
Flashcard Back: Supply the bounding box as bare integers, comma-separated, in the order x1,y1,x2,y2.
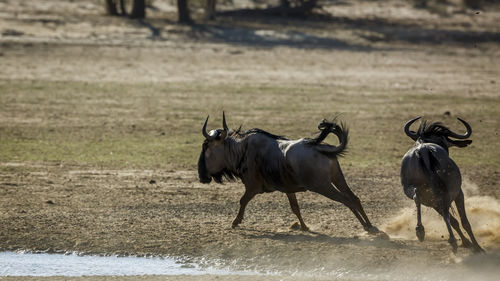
381,178,500,249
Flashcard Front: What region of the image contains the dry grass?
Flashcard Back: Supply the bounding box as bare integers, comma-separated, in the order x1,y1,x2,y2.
0,78,498,170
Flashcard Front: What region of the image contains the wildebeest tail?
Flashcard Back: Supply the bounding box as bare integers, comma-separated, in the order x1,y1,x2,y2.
418,147,447,193
313,121,349,158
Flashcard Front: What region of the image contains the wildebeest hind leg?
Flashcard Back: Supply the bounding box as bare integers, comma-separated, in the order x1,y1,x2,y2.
232,190,257,228
329,163,376,232
286,193,309,231
316,184,370,231
448,214,472,248
439,205,458,253
455,191,484,253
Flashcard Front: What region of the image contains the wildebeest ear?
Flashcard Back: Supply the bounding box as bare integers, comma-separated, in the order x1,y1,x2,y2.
448,139,472,147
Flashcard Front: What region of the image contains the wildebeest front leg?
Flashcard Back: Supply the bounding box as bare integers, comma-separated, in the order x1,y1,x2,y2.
455,190,484,253
286,193,309,231
232,190,257,228
413,191,425,242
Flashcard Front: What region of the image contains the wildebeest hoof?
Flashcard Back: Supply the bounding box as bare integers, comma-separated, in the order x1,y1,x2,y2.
365,225,379,234
231,220,241,229
290,222,309,231
376,231,390,240
416,225,425,242
461,238,472,248
472,245,485,254
449,238,458,253
451,245,458,254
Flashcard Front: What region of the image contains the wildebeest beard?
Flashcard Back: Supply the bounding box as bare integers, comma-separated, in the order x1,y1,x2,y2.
210,168,238,184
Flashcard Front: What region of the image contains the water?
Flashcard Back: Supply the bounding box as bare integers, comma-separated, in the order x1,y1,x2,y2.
2,251,500,280
0,251,257,276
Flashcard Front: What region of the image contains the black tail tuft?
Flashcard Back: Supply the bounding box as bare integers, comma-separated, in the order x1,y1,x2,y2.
312,118,337,144
309,118,349,158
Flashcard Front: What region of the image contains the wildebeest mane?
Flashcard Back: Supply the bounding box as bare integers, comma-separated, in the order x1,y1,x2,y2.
232,128,289,141
417,120,453,138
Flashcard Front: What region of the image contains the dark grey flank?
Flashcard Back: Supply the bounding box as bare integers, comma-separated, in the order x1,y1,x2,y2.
198,112,378,233
401,116,484,253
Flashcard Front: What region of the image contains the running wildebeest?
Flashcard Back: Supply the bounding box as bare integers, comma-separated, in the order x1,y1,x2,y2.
401,116,484,253
198,112,379,233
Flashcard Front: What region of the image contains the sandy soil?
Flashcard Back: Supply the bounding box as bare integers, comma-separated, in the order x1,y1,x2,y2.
1,0,500,280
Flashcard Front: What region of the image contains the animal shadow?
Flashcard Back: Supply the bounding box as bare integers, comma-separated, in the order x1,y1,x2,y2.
239,227,416,250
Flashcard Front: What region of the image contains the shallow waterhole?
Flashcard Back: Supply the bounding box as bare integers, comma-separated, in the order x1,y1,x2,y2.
0,251,262,277
2,250,500,280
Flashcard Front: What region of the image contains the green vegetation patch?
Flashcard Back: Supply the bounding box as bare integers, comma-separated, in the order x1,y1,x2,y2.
0,80,498,170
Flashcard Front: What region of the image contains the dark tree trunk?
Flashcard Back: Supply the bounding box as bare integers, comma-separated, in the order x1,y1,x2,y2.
130,0,146,19
177,0,192,23
105,0,118,15
205,0,217,20
119,0,127,15
280,0,290,8
296,0,317,13
279,0,317,16
463,0,482,9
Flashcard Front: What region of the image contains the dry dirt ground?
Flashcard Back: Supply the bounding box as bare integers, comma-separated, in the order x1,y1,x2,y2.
0,0,500,280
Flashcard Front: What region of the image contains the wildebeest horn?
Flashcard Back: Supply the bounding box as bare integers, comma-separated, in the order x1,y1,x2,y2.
404,116,421,141
202,115,211,139
222,111,229,131
447,117,472,139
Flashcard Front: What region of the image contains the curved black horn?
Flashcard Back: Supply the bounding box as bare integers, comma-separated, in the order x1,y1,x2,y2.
202,115,210,139
447,117,472,139
222,111,229,131
404,116,421,141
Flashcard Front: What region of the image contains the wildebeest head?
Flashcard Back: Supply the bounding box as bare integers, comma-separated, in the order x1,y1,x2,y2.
198,112,235,184
404,116,472,150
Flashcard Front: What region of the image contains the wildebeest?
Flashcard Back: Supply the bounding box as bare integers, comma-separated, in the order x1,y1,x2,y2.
401,116,484,253
198,112,378,233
